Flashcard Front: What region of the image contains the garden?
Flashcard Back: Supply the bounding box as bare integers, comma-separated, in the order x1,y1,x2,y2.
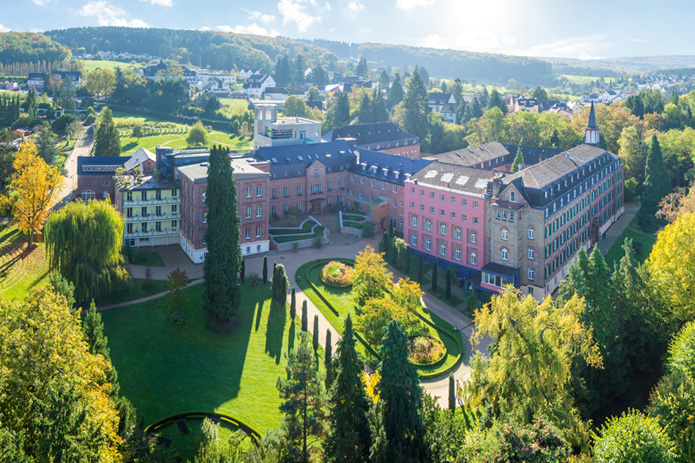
604,227,657,269
0,222,50,300
269,217,326,244
296,249,464,380
100,281,294,444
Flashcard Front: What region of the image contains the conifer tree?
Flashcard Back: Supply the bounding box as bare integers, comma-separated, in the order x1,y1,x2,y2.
371,321,426,462
203,145,242,322
324,315,371,463
431,261,438,294
417,254,424,283
448,373,456,412
387,73,404,108
290,287,297,321
511,148,525,173
273,264,288,306
325,330,333,388
405,249,411,275
402,68,429,141
92,107,121,156
313,315,320,354
240,259,245,283
278,331,328,463
445,268,452,299
301,300,308,332
83,300,110,359
263,255,268,284
640,135,671,225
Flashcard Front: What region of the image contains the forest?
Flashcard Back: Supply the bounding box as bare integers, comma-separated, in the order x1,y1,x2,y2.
0,32,70,64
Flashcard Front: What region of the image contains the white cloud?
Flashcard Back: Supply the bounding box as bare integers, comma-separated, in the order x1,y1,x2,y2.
213,24,277,37
348,1,364,13
33,0,51,5
396,0,436,10
277,0,321,32
420,32,517,54
514,35,614,59
245,9,276,24
79,1,149,27
141,0,173,6
325,2,331,10
0,23,9,32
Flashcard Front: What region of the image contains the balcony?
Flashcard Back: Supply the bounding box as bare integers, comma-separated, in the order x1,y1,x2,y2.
125,230,180,238
125,212,181,222
123,198,182,206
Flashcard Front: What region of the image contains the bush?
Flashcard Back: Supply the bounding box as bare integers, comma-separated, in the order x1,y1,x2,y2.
593,411,678,463
409,335,445,364
321,261,354,287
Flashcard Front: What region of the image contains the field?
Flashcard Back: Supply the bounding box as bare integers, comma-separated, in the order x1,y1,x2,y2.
558,74,618,85
604,228,657,269
218,98,250,119
79,59,144,73
101,282,292,433
0,222,50,301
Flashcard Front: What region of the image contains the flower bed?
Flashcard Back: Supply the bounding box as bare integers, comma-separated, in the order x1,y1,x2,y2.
320,261,354,288
409,335,446,366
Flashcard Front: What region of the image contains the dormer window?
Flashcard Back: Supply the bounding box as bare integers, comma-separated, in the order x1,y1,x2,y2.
509,191,515,201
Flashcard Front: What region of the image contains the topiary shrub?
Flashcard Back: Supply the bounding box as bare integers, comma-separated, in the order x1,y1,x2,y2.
320,261,354,288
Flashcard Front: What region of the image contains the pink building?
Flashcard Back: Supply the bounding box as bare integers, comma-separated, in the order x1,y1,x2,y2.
404,163,494,279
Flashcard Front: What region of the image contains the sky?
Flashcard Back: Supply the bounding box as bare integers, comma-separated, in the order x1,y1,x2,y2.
2,0,693,60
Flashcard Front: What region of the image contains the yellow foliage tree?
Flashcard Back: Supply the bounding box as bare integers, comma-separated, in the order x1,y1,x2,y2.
85,68,116,100
648,212,695,327
10,141,63,246
0,287,122,461
352,245,393,306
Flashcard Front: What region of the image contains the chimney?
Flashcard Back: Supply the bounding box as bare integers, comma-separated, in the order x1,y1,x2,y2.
492,172,503,198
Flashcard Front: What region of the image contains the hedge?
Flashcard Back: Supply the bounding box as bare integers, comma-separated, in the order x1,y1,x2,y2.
144,411,262,442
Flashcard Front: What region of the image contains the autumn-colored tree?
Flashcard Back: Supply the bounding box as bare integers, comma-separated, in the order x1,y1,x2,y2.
352,245,393,306
166,267,189,314
648,212,695,328
467,287,602,449
0,287,123,461
85,68,116,100
357,297,410,347
9,141,63,246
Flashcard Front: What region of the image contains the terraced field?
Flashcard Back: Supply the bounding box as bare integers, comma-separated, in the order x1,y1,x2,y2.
0,222,50,300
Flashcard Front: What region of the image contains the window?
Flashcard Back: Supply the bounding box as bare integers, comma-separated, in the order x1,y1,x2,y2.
126,223,133,234
141,191,147,201
155,206,162,216
156,190,162,200
360,177,364,184
412,216,418,227
470,231,477,244
155,222,162,232
430,192,435,199
381,182,385,190
425,239,432,251
245,227,251,239
370,179,375,187
297,185,302,195
256,185,262,197
327,181,332,190
393,185,398,193
501,228,508,240
142,222,148,232
461,214,467,222
172,205,178,213
202,191,206,202
246,186,252,198
440,209,445,217
411,234,418,246
528,228,534,239
339,179,344,189
82,190,95,201
172,189,178,197
126,207,133,217
283,204,288,213
283,187,288,197
314,170,319,178
528,269,535,281
425,220,432,231
462,199,467,206
297,202,301,211
509,191,516,201
126,191,133,201
440,224,447,236
256,226,261,238
440,194,445,201
256,205,262,217
141,207,147,217
440,244,446,256
411,201,415,208
528,248,535,260
473,217,478,224
420,204,425,211
501,247,509,260
272,188,277,199
473,201,479,208
470,252,477,266
350,174,354,181
450,212,456,219
420,189,425,196
451,196,456,204
246,207,251,219
509,211,515,222
455,228,462,240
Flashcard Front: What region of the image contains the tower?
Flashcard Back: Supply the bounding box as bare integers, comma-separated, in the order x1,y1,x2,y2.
585,102,600,146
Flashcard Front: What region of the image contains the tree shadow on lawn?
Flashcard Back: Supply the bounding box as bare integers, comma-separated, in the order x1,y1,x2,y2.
265,299,286,364
254,299,263,332
122,141,138,152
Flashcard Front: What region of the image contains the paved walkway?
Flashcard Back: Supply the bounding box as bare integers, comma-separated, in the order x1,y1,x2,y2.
113,232,483,407
596,202,640,255
56,125,95,207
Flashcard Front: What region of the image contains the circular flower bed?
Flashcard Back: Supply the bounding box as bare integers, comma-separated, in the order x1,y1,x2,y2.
320,261,354,288
409,335,446,365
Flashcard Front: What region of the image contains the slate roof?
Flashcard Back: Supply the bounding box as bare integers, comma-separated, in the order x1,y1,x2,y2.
322,122,419,147
349,149,432,186
426,142,510,167
587,102,599,129
123,148,155,171
27,73,44,81
501,144,563,167
78,156,130,175
252,140,356,179
428,92,454,105
178,158,269,183
410,161,494,198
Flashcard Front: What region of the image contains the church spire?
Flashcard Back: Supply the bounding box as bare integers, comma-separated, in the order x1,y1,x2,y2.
585,102,600,145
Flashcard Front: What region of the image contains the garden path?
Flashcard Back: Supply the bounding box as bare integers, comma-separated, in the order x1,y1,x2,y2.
122,233,487,407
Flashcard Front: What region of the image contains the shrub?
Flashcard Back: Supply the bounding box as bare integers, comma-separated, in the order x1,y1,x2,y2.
409,335,445,364
321,261,354,287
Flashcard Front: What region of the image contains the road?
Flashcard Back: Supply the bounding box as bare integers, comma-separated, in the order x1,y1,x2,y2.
56,124,95,206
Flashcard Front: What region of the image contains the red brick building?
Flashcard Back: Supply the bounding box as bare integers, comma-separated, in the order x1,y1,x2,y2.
77,156,130,202
322,121,421,159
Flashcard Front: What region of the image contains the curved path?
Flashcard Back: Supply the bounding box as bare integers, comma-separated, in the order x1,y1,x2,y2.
105,232,489,408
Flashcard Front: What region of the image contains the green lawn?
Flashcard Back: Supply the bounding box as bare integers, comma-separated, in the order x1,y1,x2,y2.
0,223,50,301
95,278,169,306
79,59,143,73
604,228,657,269
272,226,324,243
132,250,166,267
558,74,618,85
101,282,292,433
296,258,463,379
342,214,367,222
218,98,250,119
269,219,318,235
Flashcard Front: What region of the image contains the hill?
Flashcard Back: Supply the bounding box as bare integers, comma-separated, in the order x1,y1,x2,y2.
545,55,695,75
0,32,70,63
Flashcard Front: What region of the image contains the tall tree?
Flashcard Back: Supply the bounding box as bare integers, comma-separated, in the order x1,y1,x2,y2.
353,245,392,306
35,124,59,164
186,121,209,146
324,315,371,463
355,57,368,78
371,321,426,463
273,264,288,306
324,329,333,388
510,148,525,173
44,199,130,303
640,135,671,225
593,411,678,463
273,55,292,87
290,287,297,320
85,68,116,101
9,142,63,246
277,331,328,463
312,315,320,354
203,145,242,322
401,68,429,141
312,65,328,89
301,300,308,332
324,93,351,132
263,255,269,284
92,107,121,157
387,73,404,108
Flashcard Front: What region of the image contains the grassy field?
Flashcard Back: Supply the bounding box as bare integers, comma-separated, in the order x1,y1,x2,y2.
297,258,463,378
101,282,292,433
0,222,50,301
558,74,618,85
218,98,250,119
95,278,169,306
604,227,657,269
79,59,143,73
132,250,166,267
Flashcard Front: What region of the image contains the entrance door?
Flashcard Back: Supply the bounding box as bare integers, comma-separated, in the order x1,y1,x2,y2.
312,201,321,213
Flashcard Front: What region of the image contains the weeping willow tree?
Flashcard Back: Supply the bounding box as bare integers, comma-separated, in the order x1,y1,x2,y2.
44,199,131,303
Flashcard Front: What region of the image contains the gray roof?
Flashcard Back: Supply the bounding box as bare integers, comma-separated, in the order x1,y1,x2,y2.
178,158,270,183
350,149,432,186
426,142,510,167
77,156,130,175
410,162,494,198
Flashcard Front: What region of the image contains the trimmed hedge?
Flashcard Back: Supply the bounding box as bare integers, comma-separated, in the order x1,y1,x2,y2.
144,411,262,442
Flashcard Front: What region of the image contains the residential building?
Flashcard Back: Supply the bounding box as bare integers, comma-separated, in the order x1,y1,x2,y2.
77,156,130,202
243,73,276,99
50,71,82,86
27,73,45,91
507,95,539,113
322,121,421,159
252,104,321,149
428,92,457,123
177,158,271,263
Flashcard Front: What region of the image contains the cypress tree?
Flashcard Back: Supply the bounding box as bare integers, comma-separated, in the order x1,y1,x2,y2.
405,248,411,276
448,373,456,412
290,287,297,320
313,315,320,354
640,135,670,225
381,230,389,254
92,107,121,157
417,254,424,283
324,315,371,463
203,145,242,322
431,261,438,294
445,268,452,299
325,330,333,388
83,300,110,359
273,264,288,305
371,321,426,462
263,255,268,284
240,259,245,283
511,148,525,173
301,300,308,332
403,68,429,141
